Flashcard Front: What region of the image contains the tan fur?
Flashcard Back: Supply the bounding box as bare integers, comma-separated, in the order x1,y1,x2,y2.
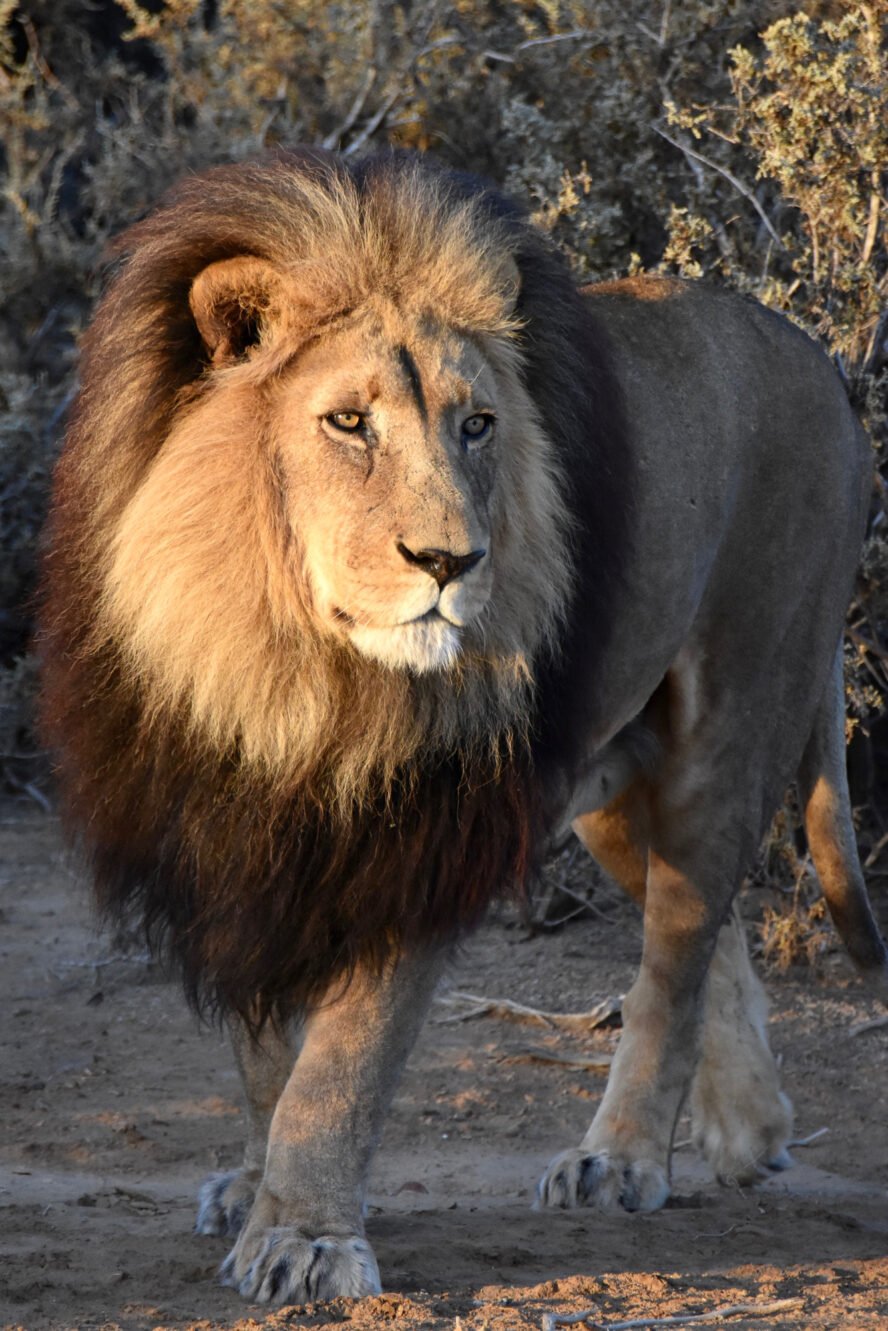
95,191,569,809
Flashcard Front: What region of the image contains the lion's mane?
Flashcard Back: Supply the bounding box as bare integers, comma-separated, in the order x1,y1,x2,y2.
39,150,630,1023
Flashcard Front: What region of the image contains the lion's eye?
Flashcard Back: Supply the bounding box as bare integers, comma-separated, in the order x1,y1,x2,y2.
327,411,364,432
462,413,494,446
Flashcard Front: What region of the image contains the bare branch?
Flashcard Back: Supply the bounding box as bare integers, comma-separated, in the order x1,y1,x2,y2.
484,29,596,65
861,169,881,266
542,1296,805,1331
497,1047,612,1072
847,626,888,665
323,68,377,150
653,124,784,250
789,1126,829,1147
434,990,621,1032
20,14,79,109
342,88,400,157
850,1013,888,1036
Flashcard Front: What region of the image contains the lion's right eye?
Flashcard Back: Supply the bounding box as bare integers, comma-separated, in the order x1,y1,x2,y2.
326,411,364,432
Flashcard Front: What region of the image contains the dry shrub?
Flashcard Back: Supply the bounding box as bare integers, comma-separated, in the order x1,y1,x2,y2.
760,893,833,972
748,803,832,970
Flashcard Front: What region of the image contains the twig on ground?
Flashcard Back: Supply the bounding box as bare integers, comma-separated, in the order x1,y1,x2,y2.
690,1224,739,1241
433,990,621,1031
789,1126,829,1147
536,903,597,929
850,1013,888,1036
534,879,620,928
3,769,52,814
542,1296,805,1331
50,953,152,973
497,1047,612,1072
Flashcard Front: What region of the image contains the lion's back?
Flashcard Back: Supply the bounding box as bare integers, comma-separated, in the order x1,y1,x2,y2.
568,274,869,742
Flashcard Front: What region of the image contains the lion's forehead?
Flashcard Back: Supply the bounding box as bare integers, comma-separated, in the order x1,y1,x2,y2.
289,316,496,417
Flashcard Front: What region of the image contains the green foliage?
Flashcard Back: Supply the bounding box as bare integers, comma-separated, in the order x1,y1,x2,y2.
1,1,886,877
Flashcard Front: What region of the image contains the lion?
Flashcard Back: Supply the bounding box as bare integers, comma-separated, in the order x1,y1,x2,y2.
39,149,887,1305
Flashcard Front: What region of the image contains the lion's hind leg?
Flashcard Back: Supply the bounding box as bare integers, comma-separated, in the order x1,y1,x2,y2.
689,906,793,1184
538,776,792,1209
196,1016,296,1239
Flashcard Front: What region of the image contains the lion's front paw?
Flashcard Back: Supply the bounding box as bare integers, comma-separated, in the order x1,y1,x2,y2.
535,1147,670,1213
220,1226,381,1305
196,1169,260,1238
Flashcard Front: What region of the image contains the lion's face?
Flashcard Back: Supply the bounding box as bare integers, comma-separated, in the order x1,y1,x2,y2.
270,312,501,672
99,241,569,772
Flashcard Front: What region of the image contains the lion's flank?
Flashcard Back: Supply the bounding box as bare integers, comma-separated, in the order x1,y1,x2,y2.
38,150,630,1024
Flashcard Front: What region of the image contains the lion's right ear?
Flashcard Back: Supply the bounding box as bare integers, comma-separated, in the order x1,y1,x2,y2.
189,256,291,366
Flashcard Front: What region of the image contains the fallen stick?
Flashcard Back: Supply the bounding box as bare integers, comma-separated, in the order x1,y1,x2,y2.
542,1296,805,1331
850,1013,888,1036
434,990,621,1032
497,1047,613,1072
789,1126,829,1148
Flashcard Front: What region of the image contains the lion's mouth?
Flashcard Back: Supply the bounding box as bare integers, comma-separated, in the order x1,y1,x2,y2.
341,611,463,673
404,606,447,626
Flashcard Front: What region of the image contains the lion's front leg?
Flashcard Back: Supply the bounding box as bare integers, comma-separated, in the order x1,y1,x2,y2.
197,1016,297,1238
220,947,444,1305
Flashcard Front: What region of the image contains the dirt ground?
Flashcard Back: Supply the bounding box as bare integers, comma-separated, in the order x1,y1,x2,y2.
2,805,887,1331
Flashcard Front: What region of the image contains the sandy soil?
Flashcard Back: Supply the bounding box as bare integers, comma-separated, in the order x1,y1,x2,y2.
2,805,887,1331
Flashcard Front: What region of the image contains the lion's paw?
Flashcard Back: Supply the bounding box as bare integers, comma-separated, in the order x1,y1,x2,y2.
691,1083,794,1186
220,1227,381,1305
535,1147,670,1213
196,1170,259,1238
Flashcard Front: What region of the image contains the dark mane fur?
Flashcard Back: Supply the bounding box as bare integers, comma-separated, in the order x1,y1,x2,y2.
38,150,631,1026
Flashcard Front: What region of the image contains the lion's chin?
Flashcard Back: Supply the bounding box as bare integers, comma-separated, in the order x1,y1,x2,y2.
349,615,463,673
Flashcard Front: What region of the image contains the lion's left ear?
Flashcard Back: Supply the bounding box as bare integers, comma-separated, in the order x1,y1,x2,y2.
495,252,521,317
189,256,292,366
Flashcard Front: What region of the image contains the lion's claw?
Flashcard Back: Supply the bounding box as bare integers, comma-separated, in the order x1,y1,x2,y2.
536,1147,670,1213
196,1170,259,1238
221,1227,381,1305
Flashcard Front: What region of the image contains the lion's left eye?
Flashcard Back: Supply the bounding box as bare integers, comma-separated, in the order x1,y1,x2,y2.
327,411,364,432
461,413,494,446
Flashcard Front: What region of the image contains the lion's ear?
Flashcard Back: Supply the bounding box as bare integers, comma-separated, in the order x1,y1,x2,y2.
189,256,290,366
496,252,521,316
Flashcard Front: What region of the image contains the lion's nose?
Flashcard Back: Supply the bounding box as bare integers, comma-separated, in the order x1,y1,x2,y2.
396,542,486,589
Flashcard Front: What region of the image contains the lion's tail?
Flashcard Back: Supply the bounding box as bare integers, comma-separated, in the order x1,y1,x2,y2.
798,645,888,1004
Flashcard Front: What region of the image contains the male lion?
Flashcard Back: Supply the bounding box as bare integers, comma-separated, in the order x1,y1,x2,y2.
40,150,887,1305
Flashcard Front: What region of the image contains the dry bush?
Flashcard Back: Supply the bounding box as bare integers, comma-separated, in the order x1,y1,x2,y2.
1,1,886,903
760,893,834,972
749,804,837,972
